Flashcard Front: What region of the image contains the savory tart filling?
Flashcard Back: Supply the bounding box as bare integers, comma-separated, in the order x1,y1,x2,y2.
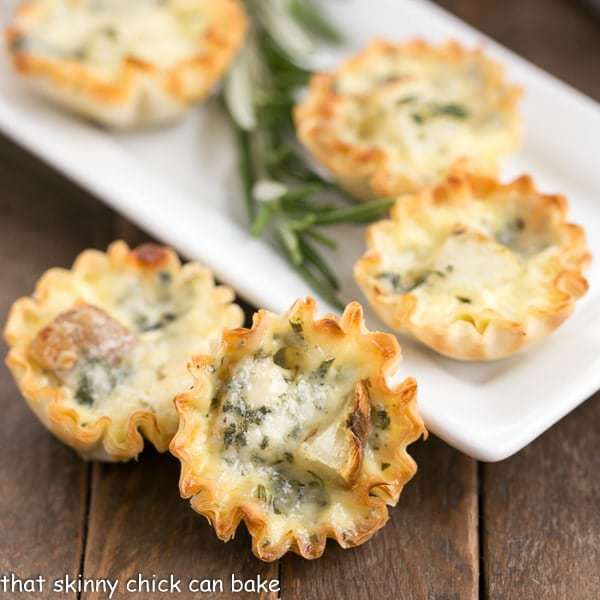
355,173,591,360
171,298,425,561
4,241,243,460
295,39,522,200
6,0,247,127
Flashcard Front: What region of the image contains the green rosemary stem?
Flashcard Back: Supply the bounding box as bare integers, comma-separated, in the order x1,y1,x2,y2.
223,0,392,308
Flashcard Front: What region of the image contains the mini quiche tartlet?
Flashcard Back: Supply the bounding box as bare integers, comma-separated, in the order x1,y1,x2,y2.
5,0,247,128
4,241,243,461
355,173,591,360
170,297,425,561
295,39,522,201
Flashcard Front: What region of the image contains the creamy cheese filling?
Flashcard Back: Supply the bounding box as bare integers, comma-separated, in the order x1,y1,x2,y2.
335,53,515,183
19,0,209,74
205,334,389,533
372,198,563,325
37,266,225,438
216,355,351,465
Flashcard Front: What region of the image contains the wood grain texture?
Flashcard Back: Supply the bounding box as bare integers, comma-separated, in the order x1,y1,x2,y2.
282,437,478,600
482,392,600,599
0,135,114,598
81,449,278,600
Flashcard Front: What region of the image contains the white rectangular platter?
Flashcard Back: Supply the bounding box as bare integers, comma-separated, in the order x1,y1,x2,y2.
1,0,599,461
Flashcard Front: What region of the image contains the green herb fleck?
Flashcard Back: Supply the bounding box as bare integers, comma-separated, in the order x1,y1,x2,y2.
75,374,94,406
223,423,237,449
435,103,470,118
158,271,172,285
287,425,301,439
255,484,268,502
376,272,426,294
314,358,335,378
373,408,391,430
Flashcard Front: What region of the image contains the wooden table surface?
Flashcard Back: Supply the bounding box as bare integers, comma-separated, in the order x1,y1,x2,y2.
1,2,599,599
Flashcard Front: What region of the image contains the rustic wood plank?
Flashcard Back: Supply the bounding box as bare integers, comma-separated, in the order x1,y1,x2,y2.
81,449,278,600
0,134,114,598
435,0,600,101
482,392,600,599
282,436,478,600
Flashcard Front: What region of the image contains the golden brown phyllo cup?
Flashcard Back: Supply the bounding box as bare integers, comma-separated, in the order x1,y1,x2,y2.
6,0,248,128
354,173,591,360
170,297,426,561
4,241,243,461
295,38,522,201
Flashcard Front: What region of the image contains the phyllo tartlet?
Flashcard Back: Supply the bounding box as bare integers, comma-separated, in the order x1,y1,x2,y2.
295,39,522,200
5,0,247,128
171,297,425,561
4,241,243,461
354,173,591,360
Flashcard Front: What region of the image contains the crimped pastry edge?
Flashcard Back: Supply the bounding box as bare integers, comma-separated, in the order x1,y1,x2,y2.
5,0,248,128
4,240,244,461
294,38,522,201
354,173,591,360
170,297,426,561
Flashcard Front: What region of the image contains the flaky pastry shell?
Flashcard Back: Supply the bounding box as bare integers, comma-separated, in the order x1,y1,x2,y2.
4,241,243,461
354,173,591,360
6,0,247,128
171,297,426,561
295,38,522,201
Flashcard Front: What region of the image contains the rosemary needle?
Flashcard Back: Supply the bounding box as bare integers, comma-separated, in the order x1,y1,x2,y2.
223,0,393,308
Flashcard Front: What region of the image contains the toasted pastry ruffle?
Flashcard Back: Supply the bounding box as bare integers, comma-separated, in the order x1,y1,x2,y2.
295,39,522,200
171,297,426,561
4,241,243,460
354,173,591,360
6,0,247,128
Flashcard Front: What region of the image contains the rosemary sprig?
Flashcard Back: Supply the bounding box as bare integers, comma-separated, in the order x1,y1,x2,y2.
223,0,393,309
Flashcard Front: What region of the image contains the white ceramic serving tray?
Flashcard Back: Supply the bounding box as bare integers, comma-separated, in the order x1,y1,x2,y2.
1,0,599,461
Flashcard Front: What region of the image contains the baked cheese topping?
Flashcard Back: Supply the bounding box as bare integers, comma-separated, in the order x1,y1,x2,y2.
295,40,521,199
171,298,425,560
4,241,243,459
14,0,210,75
355,174,590,359
209,327,376,527
333,42,519,185
41,263,214,431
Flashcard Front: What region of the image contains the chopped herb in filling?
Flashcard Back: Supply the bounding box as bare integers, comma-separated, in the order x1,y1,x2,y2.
269,471,330,515
136,312,178,332
372,407,390,430
496,216,526,249
375,270,440,294
71,358,129,407
411,102,470,125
